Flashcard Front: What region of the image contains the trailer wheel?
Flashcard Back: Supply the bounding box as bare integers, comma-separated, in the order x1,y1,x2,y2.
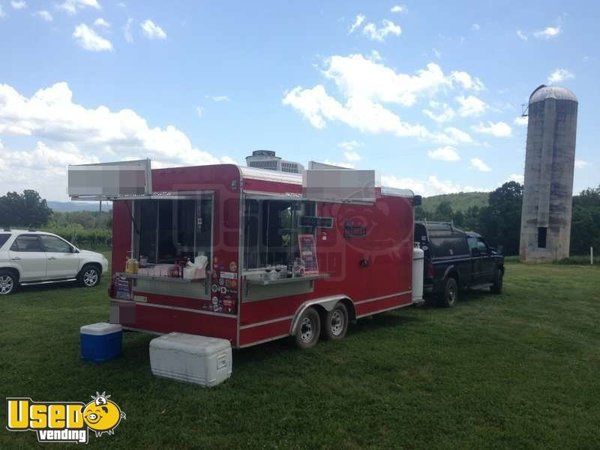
294,307,321,349
438,276,458,308
322,303,348,341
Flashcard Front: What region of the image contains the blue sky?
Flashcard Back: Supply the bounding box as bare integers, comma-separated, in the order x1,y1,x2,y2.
0,0,597,200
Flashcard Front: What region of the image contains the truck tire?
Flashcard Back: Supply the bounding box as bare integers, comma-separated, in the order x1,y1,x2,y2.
0,269,18,295
77,264,101,288
322,303,348,341
294,307,321,349
491,269,504,294
438,276,458,308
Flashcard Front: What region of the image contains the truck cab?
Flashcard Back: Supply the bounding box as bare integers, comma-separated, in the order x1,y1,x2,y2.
414,222,504,307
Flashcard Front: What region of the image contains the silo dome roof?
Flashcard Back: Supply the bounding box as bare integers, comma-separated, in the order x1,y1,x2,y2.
529,85,577,104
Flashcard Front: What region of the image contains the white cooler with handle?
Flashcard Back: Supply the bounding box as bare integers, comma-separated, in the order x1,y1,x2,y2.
149,333,232,387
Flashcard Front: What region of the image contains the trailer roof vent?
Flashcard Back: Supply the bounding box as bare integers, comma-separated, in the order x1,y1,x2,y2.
245,150,304,174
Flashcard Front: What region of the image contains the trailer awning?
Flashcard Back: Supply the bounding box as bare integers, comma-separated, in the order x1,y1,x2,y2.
68,159,152,200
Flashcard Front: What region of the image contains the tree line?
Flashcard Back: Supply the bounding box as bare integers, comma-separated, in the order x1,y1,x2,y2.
416,182,600,256
1,186,599,257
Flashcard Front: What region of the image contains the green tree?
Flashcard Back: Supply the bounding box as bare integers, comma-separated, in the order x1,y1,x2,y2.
0,190,53,228
478,182,523,255
432,200,454,222
570,186,600,255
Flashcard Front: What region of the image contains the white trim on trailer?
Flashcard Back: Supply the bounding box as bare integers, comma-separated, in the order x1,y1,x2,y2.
356,301,413,319
238,333,290,348
110,299,237,319
353,290,412,305
239,315,295,330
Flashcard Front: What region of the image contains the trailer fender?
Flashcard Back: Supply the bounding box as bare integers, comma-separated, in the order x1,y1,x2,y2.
290,295,355,335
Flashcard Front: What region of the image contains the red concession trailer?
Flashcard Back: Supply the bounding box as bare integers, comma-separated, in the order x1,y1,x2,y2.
68,160,420,349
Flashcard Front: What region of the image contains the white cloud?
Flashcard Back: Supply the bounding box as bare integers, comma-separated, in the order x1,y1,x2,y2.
11,1,27,10
381,174,485,196
428,146,460,162
470,158,491,172
73,24,112,52
0,82,231,199
35,10,53,21
514,116,528,126
362,19,401,41
533,26,561,40
282,84,430,138
123,18,134,43
547,68,574,84
322,54,481,107
471,23,480,31
432,48,441,59
348,14,365,34
337,140,361,151
443,126,473,144
390,5,406,13
449,71,484,91
507,173,524,183
196,106,203,118
58,0,100,15
423,101,455,123
209,95,230,102
140,19,166,40
516,30,528,41
343,150,361,162
575,159,588,169
93,17,110,28
455,95,487,117
472,121,512,137
284,54,481,145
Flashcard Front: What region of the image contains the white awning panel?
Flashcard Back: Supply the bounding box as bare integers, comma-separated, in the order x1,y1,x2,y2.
68,159,152,200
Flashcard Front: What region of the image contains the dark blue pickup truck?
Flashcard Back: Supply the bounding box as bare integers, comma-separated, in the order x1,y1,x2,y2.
415,221,504,307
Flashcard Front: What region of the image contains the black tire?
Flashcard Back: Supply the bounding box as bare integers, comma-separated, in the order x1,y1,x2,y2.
0,270,18,295
77,264,101,288
491,268,504,294
438,276,458,307
322,303,349,341
294,307,321,349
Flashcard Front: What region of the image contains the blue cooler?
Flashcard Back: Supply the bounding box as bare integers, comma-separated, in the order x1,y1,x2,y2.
80,323,123,362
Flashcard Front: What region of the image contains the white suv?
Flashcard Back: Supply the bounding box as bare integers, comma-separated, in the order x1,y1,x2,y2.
0,229,109,295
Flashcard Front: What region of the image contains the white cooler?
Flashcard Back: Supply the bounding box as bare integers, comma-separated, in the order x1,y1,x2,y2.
149,333,232,387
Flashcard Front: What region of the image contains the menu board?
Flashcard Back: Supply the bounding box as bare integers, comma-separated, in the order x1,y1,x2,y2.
298,234,319,274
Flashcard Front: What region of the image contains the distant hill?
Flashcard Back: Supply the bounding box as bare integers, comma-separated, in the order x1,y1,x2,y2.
48,201,112,212
422,192,489,213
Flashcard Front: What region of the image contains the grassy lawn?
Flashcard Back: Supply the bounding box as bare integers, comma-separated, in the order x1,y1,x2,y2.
1,261,600,448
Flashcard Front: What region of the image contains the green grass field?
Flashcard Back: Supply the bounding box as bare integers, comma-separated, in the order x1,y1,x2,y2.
2,262,600,448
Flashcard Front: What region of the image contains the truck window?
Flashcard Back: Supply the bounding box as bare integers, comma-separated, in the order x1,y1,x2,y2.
430,235,469,257
243,199,315,270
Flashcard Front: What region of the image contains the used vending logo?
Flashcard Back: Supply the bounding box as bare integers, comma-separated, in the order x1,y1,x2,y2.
6,392,125,444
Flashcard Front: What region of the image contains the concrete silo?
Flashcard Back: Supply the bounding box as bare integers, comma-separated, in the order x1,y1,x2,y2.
519,85,578,262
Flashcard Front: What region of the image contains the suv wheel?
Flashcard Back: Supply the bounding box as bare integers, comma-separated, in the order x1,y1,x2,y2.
439,276,458,308
491,269,503,294
0,270,18,295
78,265,100,288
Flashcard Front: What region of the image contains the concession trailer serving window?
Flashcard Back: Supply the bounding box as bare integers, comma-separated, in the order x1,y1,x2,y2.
243,198,316,271
132,194,214,268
